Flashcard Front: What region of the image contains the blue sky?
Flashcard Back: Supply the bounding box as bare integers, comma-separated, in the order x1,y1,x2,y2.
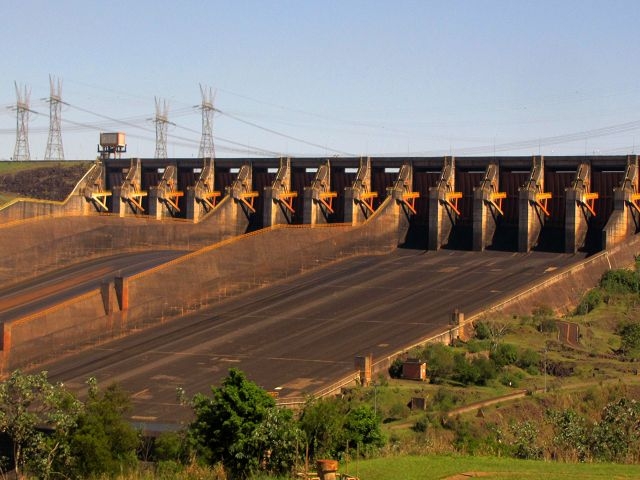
1,0,639,160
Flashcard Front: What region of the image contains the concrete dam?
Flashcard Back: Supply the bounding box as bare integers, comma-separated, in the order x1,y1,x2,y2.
1,154,640,422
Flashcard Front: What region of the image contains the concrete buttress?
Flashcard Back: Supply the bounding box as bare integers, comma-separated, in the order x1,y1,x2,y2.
473,163,504,251
186,158,218,223
264,158,295,226
149,165,183,219
603,155,640,249
112,158,146,217
565,163,596,253
518,156,549,253
428,156,459,250
344,157,376,225
303,160,336,225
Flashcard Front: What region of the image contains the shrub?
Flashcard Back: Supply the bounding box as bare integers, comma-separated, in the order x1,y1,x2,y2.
466,338,491,353
388,358,403,379
516,348,541,372
538,318,558,333
423,344,456,383
499,370,522,388
618,322,640,359
453,354,497,386
490,343,518,368
600,268,640,294
509,421,543,459
474,322,491,340
412,415,429,433
575,289,603,315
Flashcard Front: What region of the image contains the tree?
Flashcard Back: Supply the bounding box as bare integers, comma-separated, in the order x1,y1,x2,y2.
619,322,640,359
250,406,304,477
423,343,455,383
191,368,280,479
0,370,81,480
591,398,640,462
548,409,590,462
490,343,518,368
298,397,345,460
342,405,385,455
69,379,138,478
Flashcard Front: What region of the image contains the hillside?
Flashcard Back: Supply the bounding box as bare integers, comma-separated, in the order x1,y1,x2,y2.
0,161,91,204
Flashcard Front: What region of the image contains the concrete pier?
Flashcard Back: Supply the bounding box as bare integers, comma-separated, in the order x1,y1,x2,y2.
565,163,596,253
264,158,295,227
344,157,376,225
428,156,459,250
518,156,548,252
112,159,146,217
303,161,335,225
603,155,640,249
186,158,218,223
473,163,504,251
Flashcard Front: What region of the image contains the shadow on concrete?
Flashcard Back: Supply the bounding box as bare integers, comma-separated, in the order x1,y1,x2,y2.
398,221,428,250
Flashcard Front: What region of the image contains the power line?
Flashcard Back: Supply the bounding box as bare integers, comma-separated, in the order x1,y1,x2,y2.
217,108,355,156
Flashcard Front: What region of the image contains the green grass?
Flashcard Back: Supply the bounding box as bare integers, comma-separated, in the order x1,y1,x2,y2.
352,454,640,479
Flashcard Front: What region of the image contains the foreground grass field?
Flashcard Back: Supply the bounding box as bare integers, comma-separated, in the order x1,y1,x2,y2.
352,455,640,479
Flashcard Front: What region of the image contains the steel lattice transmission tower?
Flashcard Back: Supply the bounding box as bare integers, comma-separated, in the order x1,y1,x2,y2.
44,75,65,161
11,82,33,161
153,97,170,159
197,84,215,159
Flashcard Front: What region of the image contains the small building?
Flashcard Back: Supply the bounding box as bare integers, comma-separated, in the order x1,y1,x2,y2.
402,359,427,381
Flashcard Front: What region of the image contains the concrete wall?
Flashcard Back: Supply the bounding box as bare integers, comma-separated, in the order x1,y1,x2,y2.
0,196,405,371
472,189,499,251
0,195,251,288
603,190,640,250
483,234,640,317
428,191,455,250
565,189,589,253
0,195,87,225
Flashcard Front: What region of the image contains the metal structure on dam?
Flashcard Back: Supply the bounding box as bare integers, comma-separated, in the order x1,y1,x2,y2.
1,152,640,421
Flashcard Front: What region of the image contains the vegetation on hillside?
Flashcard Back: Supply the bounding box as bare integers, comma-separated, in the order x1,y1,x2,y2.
0,161,91,203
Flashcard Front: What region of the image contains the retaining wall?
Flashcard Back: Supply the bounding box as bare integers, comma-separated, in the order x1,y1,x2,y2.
0,197,406,372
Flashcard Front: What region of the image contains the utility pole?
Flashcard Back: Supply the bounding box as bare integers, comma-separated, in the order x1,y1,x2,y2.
44,75,65,161
153,97,170,159
11,82,34,161
197,84,215,160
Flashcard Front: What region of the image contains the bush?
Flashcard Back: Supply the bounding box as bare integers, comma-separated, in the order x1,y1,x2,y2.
618,322,640,359
575,289,603,315
423,344,456,383
516,348,541,371
490,343,518,368
466,338,491,353
600,268,640,294
388,358,403,379
453,354,497,386
510,421,543,459
432,388,461,411
474,322,491,340
500,370,522,388
412,415,429,433
69,383,138,478
538,318,558,333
